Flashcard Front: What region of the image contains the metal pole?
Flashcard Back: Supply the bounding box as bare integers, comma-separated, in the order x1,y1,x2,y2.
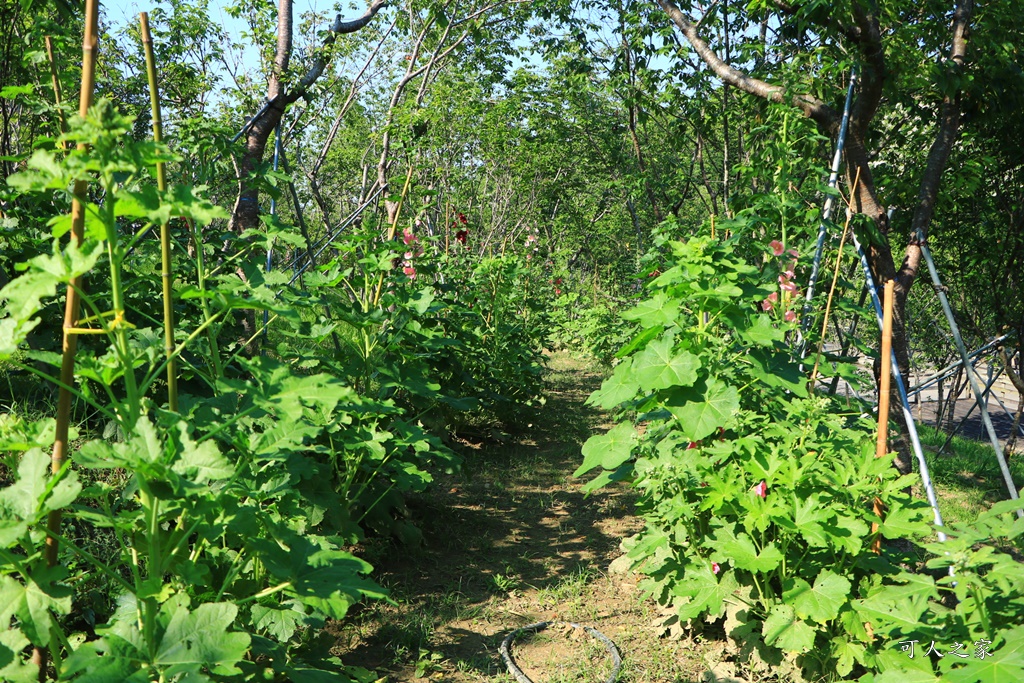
287,184,388,287
989,384,1024,438
917,229,1021,514
938,368,1005,454
849,228,947,540
872,281,895,554
908,335,1008,395
231,97,277,145
802,70,858,338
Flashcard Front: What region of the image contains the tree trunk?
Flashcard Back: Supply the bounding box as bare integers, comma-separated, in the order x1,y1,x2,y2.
655,0,973,475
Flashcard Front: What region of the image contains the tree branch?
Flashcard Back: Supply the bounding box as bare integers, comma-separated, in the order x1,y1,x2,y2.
285,0,389,103
849,2,886,137
898,0,973,290
655,0,839,129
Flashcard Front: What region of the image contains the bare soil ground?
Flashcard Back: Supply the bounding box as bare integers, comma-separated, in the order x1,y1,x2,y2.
331,352,707,682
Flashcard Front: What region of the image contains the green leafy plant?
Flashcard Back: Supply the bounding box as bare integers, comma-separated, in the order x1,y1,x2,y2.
574,231,1024,681
0,101,399,682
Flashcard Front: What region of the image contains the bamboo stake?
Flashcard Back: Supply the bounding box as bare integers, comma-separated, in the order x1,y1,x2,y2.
809,168,861,390
872,280,895,553
44,37,68,138
139,12,177,412
37,0,99,677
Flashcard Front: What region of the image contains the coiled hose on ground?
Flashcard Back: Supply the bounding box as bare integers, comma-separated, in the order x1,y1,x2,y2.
499,620,622,683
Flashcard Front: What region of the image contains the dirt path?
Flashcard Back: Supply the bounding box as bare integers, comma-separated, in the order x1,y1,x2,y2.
331,352,704,682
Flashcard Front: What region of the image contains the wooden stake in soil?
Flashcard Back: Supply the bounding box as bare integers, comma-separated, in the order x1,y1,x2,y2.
872,279,895,553
140,12,177,412
36,0,99,676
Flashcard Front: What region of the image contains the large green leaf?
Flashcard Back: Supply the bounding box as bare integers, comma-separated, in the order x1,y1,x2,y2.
783,570,850,623
878,502,931,539
742,314,786,347
667,378,739,442
621,292,682,328
0,448,81,522
708,526,783,573
831,636,866,678
171,424,233,484
631,335,700,391
673,563,740,620
0,627,35,683
575,422,638,477
0,569,72,647
61,634,150,683
942,652,1024,683
251,602,307,642
253,534,386,621
761,604,816,653
746,349,808,397
155,602,250,675
588,360,638,408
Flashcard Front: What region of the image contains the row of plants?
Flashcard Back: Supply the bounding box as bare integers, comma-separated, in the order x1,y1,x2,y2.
576,223,1024,682
0,95,551,681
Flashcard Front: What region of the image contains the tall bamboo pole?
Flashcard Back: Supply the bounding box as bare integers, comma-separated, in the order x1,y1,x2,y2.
36,0,100,677
872,280,894,553
44,36,67,138
139,12,177,412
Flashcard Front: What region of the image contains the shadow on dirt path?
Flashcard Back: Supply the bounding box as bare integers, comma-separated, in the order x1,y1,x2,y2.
330,352,704,682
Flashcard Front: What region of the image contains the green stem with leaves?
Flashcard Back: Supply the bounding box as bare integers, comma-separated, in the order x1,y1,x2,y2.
140,12,178,412
37,2,99,677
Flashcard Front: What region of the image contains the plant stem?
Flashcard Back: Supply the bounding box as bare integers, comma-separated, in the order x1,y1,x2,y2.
36,3,99,677
140,12,178,412
44,36,67,139
185,217,223,380
103,199,141,427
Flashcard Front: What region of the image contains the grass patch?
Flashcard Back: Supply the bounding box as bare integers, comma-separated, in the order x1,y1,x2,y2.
330,351,705,682
917,424,1024,523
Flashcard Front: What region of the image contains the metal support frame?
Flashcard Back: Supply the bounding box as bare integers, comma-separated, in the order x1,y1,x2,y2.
917,229,1021,514
801,70,858,342
938,368,1006,454
286,184,389,287
908,334,1009,396
848,226,947,540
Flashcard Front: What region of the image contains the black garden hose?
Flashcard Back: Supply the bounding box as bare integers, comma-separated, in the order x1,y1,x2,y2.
499,621,622,683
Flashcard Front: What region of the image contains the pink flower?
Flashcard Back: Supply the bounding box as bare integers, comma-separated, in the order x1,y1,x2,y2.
753,480,768,499
761,291,778,311
784,310,797,322
402,229,418,245
712,562,721,575
403,265,416,278
770,240,784,256
787,248,799,259
405,251,414,259
555,288,562,295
